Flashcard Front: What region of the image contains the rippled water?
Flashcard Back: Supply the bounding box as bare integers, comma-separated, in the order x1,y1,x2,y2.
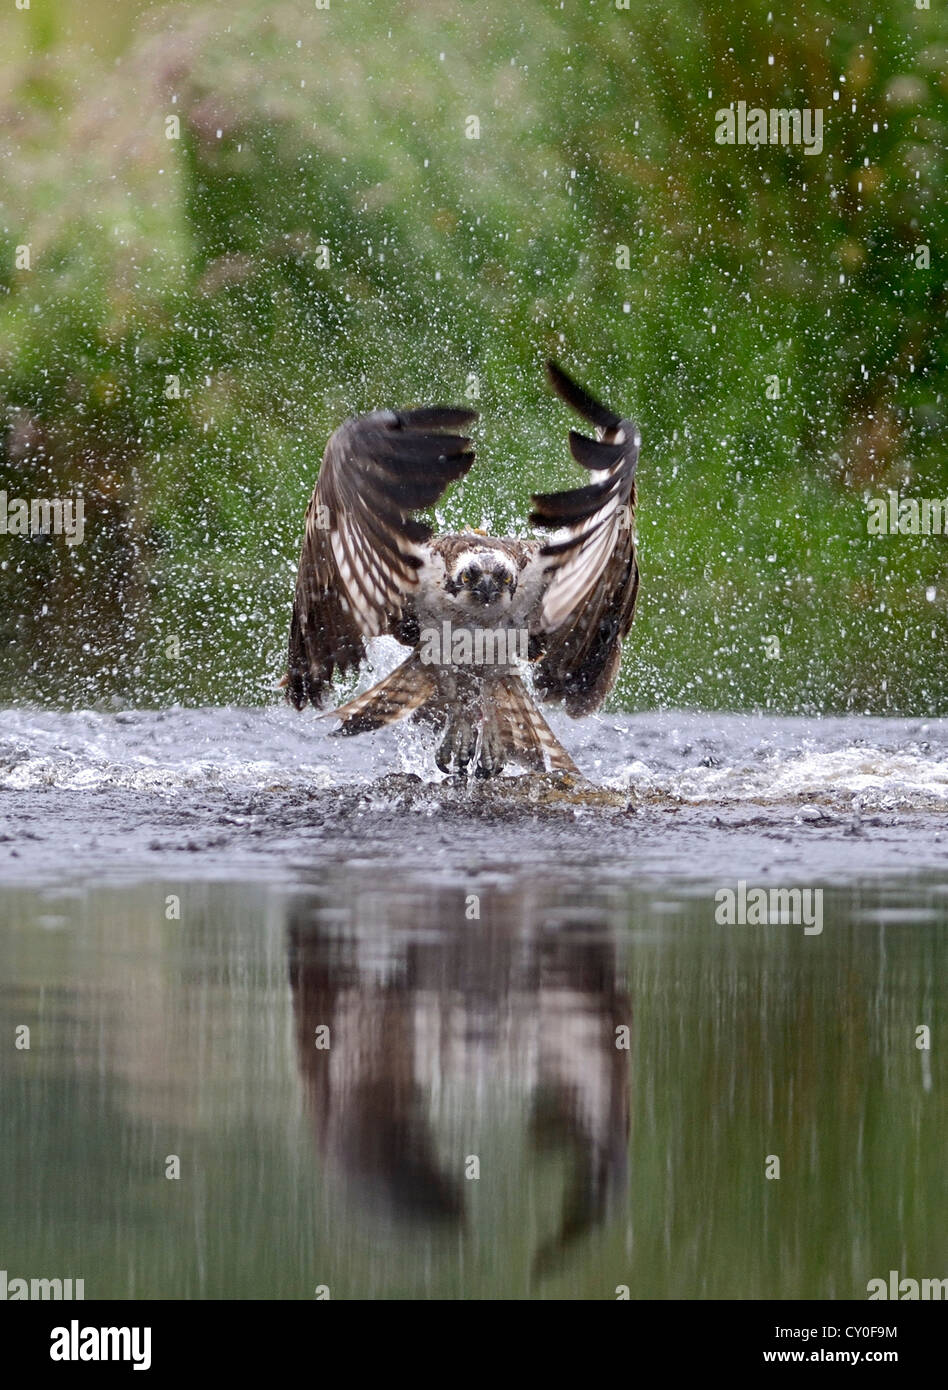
1,706,947,882
1,707,945,1298
2,705,947,804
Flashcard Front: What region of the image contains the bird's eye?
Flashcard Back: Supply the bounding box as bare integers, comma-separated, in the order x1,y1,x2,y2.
461,571,471,585
503,573,514,587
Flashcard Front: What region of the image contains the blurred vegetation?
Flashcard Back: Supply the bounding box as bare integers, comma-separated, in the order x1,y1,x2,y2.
0,0,945,712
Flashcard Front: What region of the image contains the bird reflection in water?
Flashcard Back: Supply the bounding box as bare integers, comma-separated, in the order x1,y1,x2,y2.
286,874,630,1279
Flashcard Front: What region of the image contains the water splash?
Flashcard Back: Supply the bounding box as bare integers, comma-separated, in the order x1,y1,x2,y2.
1,706,946,809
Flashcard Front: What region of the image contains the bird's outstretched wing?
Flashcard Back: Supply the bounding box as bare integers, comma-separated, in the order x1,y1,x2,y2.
286,404,478,709
527,362,640,716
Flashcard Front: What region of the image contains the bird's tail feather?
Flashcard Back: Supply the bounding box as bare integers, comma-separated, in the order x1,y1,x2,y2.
323,654,436,736
484,674,580,775
323,658,579,777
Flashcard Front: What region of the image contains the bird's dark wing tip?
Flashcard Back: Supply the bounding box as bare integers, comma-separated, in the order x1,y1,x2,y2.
396,406,479,431
545,360,572,393
545,361,622,432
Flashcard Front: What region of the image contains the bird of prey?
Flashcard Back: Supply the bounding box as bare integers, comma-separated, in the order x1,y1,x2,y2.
284,362,640,778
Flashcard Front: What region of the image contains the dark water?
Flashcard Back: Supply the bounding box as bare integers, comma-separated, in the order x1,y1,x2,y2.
1,708,946,1298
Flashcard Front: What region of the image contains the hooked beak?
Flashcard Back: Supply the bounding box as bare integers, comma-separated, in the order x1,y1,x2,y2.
473,574,503,604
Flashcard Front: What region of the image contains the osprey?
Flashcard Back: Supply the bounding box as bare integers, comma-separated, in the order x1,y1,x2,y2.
285,363,640,777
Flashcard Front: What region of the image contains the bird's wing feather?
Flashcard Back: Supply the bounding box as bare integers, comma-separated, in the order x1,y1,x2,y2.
286,404,477,709
526,361,640,716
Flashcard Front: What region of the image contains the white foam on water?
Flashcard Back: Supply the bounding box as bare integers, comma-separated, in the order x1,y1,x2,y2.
610,744,948,809
0,706,946,809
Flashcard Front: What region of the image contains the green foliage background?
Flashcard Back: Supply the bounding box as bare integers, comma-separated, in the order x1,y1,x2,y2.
0,0,945,712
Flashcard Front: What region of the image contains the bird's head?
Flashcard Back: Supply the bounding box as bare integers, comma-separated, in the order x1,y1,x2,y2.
446,549,518,608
